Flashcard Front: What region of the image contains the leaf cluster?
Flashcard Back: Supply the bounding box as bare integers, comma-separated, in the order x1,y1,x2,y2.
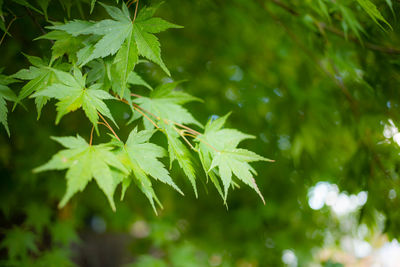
1,1,271,213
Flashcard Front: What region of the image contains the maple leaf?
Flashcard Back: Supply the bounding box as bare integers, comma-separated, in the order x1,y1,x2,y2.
0,72,17,135
50,221,79,246
197,114,273,203
134,81,202,130
37,248,74,267
111,19,138,97
85,58,152,95
34,135,127,211
35,30,87,63
36,0,50,21
113,128,183,213
23,204,51,234
356,0,392,30
0,227,38,260
32,68,117,130
86,59,113,90
163,122,198,197
12,54,63,118
127,71,152,90
49,2,182,96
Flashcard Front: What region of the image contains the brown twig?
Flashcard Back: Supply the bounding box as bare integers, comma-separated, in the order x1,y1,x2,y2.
131,93,143,98
89,125,95,146
116,97,160,128
184,132,220,153
132,0,139,23
132,102,159,119
97,112,121,141
173,121,202,136
133,105,160,129
172,124,197,151
117,97,206,149
127,0,135,8
0,15,16,45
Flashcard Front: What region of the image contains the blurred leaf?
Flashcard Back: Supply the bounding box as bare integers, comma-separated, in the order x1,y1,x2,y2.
24,204,51,233
0,227,37,260
356,0,392,30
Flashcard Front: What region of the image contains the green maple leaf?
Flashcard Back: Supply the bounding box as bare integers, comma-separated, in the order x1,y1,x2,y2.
12,54,62,118
86,59,113,90
24,204,51,234
50,221,79,246
86,58,152,94
36,30,87,63
163,123,198,197
114,128,183,213
197,114,273,203
37,248,74,267
339,6,365,40
90,0,96,13
36,0,50,21
0,0,3,17
134,81,202,130
127,71,152,90
32,68,117,130
50,3,182,91
111,21,138,97
81,3,132,63
34,135,127,211
0,72,17,135
47,20,94,37
0,227,38,260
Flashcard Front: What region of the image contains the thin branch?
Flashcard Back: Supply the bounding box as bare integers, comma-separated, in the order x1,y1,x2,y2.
132,103,202,137
264,0,400,54
132,0,139,23
97,112,121,141
116,97,161,128
172,124,197,151
127,0,135,8
97,122,120,139
132,102,160,119
0,15,16,45
183,132,198,139
89,125,95,146
327,59,359,116
319,22,400,54
270,0,298,15
97,122,108,128
131,93,143,98
173,121,202,136
193,134,220,153
133,105,160,129
262,5,359,116
117,97,204,145
25,8,54,44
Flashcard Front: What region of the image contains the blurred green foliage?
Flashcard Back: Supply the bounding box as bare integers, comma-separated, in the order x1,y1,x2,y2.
1,0,400,266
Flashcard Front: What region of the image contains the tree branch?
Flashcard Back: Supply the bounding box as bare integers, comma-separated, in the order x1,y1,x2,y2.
264,0,400,54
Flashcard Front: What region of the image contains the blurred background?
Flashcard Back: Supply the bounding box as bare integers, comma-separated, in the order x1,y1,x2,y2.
1,0,400,266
